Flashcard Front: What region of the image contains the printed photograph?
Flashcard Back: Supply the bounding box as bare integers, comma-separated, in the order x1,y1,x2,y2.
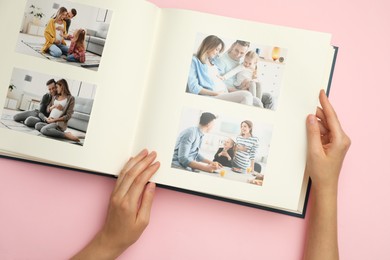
16,0,113,71
186,34,287,110
171,107,273,186
1,68,96,146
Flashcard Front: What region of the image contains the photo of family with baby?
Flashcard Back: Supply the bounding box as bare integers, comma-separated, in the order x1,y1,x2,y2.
16,0,112,71
186,34,287,110
1,68,96,146
171,108,273,186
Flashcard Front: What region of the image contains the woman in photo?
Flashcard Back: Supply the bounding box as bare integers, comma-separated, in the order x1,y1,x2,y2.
35,79,80,142
232,120,259,173
187,35,253,105
41,7,69,58
66,29,86,63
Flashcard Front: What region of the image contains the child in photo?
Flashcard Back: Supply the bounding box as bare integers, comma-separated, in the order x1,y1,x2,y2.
221,51,262,103
213,137,235,167
66,29,86,63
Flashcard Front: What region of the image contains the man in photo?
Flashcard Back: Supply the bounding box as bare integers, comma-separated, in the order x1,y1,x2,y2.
13,79,57,127
65,8,77,35
215,40,274,109
172,112,222,173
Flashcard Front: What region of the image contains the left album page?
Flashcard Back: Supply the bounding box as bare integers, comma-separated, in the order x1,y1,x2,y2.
0,0,160,175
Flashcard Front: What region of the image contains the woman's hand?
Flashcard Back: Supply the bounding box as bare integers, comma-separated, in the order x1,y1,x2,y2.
236,144,248,152
71,149,160,260
46,117,56,123
303,90,351,260
305,90,351,191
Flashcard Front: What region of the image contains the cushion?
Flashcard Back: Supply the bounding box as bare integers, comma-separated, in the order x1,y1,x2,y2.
95,23,109,39
86,29,97,37
73,97,93,114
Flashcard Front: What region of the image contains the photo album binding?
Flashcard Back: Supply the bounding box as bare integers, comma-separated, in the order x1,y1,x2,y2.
0,0,337,217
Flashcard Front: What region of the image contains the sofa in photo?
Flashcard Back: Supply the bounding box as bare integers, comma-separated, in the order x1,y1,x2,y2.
67,97,94,132
85,23,109,56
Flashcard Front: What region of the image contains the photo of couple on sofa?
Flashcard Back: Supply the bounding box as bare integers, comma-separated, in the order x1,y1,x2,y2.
171,111,272,185
186,35,279,110
13,78,89,144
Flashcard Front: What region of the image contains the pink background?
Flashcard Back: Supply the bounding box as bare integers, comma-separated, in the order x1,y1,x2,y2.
1,0,389,259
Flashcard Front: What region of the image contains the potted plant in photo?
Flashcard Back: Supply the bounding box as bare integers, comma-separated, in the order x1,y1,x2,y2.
29,5,45,25
8,84,16,92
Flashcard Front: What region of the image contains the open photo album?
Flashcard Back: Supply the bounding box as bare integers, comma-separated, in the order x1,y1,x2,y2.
0,0,337,217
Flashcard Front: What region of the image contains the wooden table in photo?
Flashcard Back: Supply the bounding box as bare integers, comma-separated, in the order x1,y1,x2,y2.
197,167,257,184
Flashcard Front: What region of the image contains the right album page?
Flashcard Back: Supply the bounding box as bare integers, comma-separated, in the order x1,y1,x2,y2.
135,8,335,215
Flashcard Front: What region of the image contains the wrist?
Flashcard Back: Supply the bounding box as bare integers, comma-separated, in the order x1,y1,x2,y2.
91,231,127,260
311,181,338,199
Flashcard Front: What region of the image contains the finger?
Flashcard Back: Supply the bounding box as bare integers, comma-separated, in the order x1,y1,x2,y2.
319,90,343,136
317,120,329,136
113,149,148,193
126,161,160,210
315,106,328,129
114,156,133,191
321,134,330,145
122,149,149,174
306,114,324,155
116,151,157,198
136,182,156,228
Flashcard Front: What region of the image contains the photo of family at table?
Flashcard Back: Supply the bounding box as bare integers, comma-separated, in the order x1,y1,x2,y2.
171,108,273,186
186,34,287,110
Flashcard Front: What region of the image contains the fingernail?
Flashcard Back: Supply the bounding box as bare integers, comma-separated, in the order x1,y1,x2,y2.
139,149,148,156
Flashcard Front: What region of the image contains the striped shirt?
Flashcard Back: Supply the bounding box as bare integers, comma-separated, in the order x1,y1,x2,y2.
233,136,259,169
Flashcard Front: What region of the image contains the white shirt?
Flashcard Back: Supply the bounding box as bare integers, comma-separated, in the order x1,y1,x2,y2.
49,98,67,119
207,64,228,93
55,22,64,42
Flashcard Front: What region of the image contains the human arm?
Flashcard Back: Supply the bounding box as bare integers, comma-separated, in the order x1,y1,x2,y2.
46,96,75,123
187,56,219,96
71,149,160,260
39,94,51,115
218,150,232,161
68,41,75,55
249,138,259,173
188,160,221,173
44,19,57,45
222,64,244,81
303,90,351,260
176,130,220,172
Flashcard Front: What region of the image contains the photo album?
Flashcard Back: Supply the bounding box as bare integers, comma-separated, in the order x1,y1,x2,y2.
0,0,337,217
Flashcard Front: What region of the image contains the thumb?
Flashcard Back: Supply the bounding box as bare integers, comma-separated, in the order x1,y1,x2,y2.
306,114,323,155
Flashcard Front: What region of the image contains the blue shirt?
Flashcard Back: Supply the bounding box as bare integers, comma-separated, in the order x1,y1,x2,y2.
172,126,206,168
214,52,239,88
187,56,219,94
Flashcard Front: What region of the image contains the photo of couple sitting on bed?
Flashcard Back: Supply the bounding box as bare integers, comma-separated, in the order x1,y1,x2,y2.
186,34,286,110
171,109,273,186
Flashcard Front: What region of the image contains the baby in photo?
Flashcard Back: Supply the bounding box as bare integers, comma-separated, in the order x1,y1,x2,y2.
221,51,262,103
